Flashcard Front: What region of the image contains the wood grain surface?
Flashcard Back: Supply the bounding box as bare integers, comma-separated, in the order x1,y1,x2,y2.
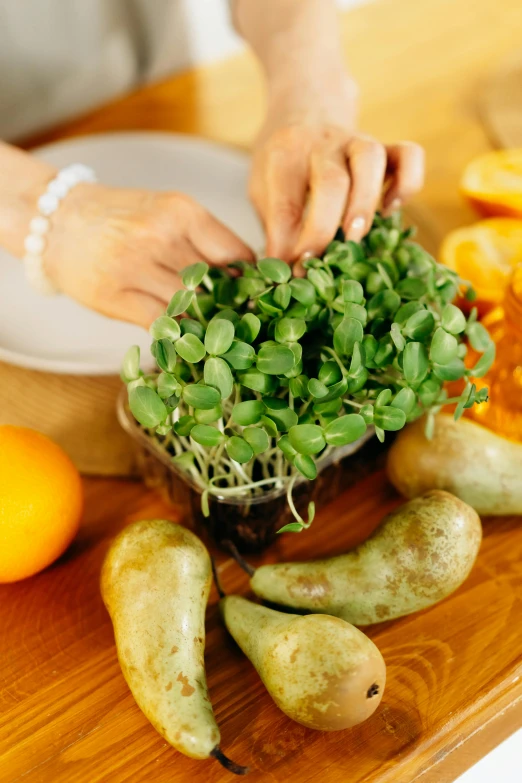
2,0,522,781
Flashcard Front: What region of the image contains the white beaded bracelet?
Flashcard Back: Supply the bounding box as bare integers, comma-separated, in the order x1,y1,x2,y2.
23,163,97,295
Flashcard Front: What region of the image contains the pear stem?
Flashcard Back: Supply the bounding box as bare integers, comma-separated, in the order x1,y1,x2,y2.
211,746,250,775
223,540,256,577
211,556,226,598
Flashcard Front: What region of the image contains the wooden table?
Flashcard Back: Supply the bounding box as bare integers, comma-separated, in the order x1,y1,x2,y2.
2,0,522,781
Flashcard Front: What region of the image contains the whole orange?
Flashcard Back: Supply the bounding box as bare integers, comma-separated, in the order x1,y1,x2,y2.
0,426,83,582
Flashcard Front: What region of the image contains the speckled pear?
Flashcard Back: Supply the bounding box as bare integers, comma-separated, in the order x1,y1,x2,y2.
101,520,247,773
250,490,482,625
387,414,522,515
221,595,386,730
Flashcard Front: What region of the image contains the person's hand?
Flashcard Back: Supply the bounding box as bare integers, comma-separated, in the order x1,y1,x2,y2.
44,184,254,328
250,87,424,263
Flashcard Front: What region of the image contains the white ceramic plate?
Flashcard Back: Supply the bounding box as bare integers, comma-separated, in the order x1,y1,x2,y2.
0,132,263,375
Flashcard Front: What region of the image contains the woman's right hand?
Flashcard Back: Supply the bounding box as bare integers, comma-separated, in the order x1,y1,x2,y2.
44,184,254,328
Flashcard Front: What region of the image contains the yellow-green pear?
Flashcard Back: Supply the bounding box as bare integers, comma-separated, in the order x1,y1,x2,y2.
101,520,247,774
387,414,522,515
221,595,386,730
250,490,481,625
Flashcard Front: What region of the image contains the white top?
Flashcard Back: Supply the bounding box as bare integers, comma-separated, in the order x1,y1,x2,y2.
0,0,238,141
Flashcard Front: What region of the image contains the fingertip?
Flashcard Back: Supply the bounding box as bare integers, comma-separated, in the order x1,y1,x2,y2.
343,214,368,242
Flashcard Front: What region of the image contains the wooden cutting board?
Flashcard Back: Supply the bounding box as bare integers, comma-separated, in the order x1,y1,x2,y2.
1,472,521,783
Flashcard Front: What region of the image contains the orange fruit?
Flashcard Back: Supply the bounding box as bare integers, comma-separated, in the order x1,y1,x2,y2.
0,426,83,582
461,149,522,217
439,218,522,310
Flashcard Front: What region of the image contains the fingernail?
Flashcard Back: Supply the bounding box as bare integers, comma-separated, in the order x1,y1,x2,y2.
299,250,314,261
389,198,401,212
350,216,366,233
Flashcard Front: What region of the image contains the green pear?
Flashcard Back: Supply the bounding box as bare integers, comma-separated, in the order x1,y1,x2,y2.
101,520,247,774
387,414,522,515
250,490,482,625
221,595,385,730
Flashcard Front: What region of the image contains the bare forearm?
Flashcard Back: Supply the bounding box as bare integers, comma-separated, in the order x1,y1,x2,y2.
0,142,55,257
234,0,357,127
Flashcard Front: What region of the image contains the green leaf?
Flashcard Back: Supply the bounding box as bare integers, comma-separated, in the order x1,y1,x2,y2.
362,334,378,364
275,318,307,343
360,403,374,424
334,317,364,356
277,435,298,461
430,327,459,365
433,358,466,381
260,415,278,437
277,522,304,534
313,397,342,415
129,386,167,428
243,426,270,455
288,424,326,455
232,400,266,426
391,387,416,415
150,315,181,341
157,372,181,399
204,356,234,399
265,405,298,431
222,340,255,370
182,384,221,410
175,333,206,363
121,345,140,382
294,454,317,480
257,291,283,316
273,283,292,309
257,344,296,375
318,360,342,386
182,261,209,290
467,321,492,352
316,377,348,403
180,318,205,339
376,389,393,407
257,257,291,283
205,318,235,356
238,367,278,394
341,279,364,304
286,302,309,319
308,268,336,301
343,303,367,325
212,308,240,324
390,323,406,351
324,414,366,446
226,435,254,463
174,415,196,436
395,277,427,299
367,289,401,320
289,375,309,399
195,404,222,424
418,377,443,406
403,342,429,386
235,313,261,343
191,424,224,447
468,342,495,378
441,303,467,335
395,301,424,325
289,277,317,305
167,289,194,317
154,338,177,373
374,405,406,431
403,309,435,340
308,378,329,399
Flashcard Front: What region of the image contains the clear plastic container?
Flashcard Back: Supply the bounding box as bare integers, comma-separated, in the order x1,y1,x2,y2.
117,389,383,552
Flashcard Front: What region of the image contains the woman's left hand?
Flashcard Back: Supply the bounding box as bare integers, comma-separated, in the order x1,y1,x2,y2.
250,88,425,262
